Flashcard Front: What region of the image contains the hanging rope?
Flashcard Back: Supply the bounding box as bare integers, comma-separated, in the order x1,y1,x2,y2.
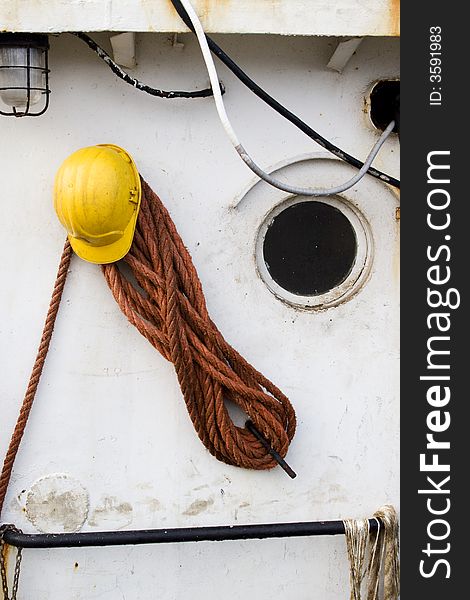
372,506,400,600
344,518,369,600
343,505,400,600
0,179,295,517
0,241,72,517
102,178,296,470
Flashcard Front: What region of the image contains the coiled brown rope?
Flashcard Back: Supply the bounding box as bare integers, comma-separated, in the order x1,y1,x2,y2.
0,180,295,516
103,178,296,470
0,241,72,517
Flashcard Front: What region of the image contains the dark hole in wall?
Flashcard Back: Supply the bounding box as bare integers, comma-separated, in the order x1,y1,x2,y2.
370,80,400,132
262,201,357,296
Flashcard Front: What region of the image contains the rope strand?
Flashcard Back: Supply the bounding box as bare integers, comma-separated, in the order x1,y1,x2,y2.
0,241,72,517
343,505,400,600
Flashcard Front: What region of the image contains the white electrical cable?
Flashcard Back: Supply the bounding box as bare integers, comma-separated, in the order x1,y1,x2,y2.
179,0,396,196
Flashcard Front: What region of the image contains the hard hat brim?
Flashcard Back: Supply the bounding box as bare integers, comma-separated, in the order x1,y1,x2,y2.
69,211,138,264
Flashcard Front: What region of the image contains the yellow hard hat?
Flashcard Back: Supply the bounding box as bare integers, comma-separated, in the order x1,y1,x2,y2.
54,144,141,264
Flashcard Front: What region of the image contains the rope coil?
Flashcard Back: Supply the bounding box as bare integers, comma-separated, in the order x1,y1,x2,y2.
103,179,296,470
0,178,295,517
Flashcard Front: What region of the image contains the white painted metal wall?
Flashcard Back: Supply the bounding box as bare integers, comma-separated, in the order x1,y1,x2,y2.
0,32,399,599
0,0,400,36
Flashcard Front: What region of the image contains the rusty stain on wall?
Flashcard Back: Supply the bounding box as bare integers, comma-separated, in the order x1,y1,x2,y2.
392,208,400,287
1,0,402,35
2,542,9,580
389,0,400,37
165,0,230,24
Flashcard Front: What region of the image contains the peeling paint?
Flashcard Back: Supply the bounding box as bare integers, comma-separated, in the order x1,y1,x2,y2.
182,497,214,516
0,0,403,35
88,496,133,528
140,497,162,512
25,474,89,533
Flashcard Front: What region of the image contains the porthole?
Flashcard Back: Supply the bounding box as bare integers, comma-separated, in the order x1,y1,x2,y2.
256,196,373,310
263,201,357,296
369,80,400,133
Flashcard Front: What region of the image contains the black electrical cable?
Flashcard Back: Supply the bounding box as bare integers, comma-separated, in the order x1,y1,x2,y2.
71,32,223,99
169,0,400,190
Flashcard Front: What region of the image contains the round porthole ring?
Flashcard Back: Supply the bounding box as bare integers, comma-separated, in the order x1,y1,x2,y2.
255,194,374,311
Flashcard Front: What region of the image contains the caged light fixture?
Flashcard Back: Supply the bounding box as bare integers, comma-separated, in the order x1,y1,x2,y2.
0,33,50,117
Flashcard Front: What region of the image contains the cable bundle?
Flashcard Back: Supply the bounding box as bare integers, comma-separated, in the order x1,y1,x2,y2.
103,179,296,470
170,0,400,190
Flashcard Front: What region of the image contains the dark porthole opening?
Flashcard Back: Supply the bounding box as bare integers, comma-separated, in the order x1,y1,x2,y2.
369,80,400,133
262,201,357,297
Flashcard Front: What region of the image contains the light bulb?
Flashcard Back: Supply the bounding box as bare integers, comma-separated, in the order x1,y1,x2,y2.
0,45,45,110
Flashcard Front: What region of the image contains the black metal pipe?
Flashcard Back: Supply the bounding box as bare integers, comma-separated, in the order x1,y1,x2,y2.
2,519,379,549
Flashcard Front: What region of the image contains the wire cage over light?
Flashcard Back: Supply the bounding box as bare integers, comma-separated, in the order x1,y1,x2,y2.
0,33,50,117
